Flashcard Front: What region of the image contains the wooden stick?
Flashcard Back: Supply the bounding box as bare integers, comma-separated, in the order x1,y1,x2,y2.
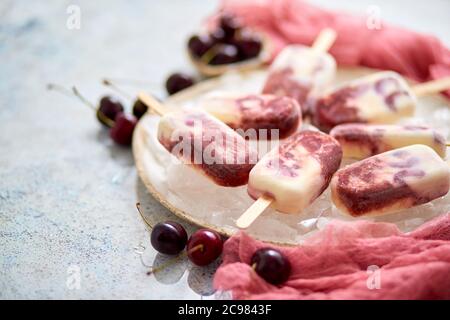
311,28,337,53
412,76,450,96
236,195,273,229
138,92,170,116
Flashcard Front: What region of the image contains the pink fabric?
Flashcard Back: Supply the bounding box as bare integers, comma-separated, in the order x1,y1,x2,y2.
212,0,450,95
214,214,450,299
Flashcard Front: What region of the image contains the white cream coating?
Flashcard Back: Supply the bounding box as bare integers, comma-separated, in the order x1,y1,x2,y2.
334,71,416,123
198,91,241,125
249,144,324,214
158,110,257,166
330,124,447,159
266,45,336,95
331,145,450,217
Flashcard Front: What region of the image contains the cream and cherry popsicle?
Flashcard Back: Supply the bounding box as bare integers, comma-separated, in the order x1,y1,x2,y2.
236,130,342,228
262,29,337,114
313,71,450,131
198,92,301,139
331,145,450,217
138,93,258,187
330,124,447,159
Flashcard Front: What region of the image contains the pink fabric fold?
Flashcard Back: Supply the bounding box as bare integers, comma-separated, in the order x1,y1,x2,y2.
213,214,450,299
213,0,450,95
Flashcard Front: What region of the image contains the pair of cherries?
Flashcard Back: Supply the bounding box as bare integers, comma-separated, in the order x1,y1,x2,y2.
95,93,146,146
151,221,223,266
84,73,196,145
150,220,291,285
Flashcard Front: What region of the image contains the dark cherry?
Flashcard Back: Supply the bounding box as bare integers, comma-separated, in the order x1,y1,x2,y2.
132,99,148,119
109,112,137,146
188,34,214,58
235,31,262,59
219,13,242,38
251,248,291,285
165,73,195,95
97,96,124,127
187,229,223,266
151,221,188,255
208,44,239,65
210,27,228,43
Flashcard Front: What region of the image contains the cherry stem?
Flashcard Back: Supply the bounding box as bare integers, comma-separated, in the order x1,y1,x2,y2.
71,86,96,111
102,77,160,88
47,83,75,98
135,202,154,229
102,79,133,100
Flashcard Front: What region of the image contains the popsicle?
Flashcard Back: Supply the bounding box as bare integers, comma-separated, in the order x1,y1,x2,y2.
236,130,342,228
138,93,258,187
331,145,450,217
198,92,301,139
330,124,447,159
262,29,337,115
312,71,450,131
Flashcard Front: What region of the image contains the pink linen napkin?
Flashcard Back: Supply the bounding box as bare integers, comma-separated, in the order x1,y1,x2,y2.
214,214,450,299
212,0,450,95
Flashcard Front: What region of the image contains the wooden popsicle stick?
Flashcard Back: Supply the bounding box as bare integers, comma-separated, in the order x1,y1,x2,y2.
311,28,337,53
236,195,273,229
138,92,170,116
412,76,450,97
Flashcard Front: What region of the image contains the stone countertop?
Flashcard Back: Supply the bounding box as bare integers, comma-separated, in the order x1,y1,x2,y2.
1,0,449,299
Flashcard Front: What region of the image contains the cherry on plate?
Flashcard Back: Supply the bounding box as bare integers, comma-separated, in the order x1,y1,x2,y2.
151,221,188,255
165,73,195,95
250,248,291,285
188,34,214,58
109,112,137,146
97,96,124,127
208,44,239,65
219,13,242,38
187,229,223,266
235,31,262,59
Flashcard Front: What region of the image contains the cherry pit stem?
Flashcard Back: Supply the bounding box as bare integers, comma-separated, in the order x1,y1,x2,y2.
102,79,133,100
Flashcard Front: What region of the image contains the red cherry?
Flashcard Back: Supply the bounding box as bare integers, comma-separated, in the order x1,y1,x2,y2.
187,229,223,266
151,221,188,255
251,248,291,285
109,112,137,146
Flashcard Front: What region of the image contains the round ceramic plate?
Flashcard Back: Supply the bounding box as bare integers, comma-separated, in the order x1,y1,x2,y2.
133,67,450,246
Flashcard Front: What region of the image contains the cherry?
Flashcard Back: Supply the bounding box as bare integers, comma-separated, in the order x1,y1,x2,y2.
235,30,262,60
97,96,125,127
219,13,242,38
208,44,239,65
132,99,148,119
187,229,223,266
251,248,291,285
150,221,188,255
109,112,137,146
188,34,214,58
165,73,195,95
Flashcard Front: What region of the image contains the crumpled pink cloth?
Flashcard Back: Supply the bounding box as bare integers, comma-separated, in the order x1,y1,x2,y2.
214,214,450,299
212,0,450,95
